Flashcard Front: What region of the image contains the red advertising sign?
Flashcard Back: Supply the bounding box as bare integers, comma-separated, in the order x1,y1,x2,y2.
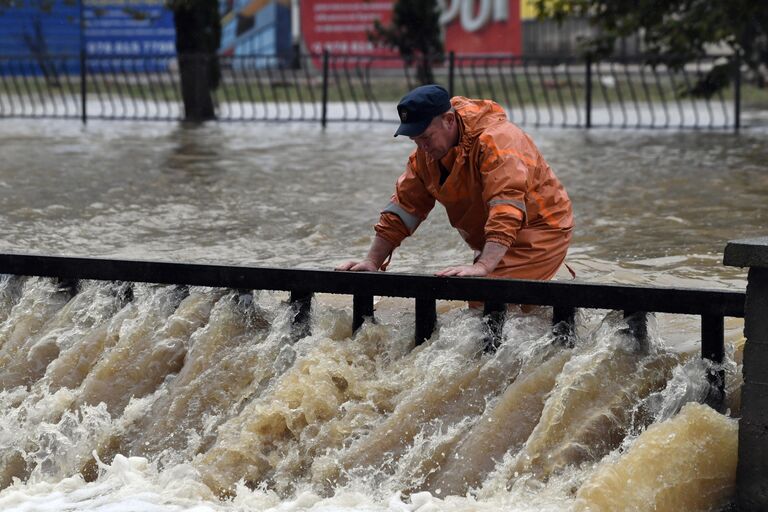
300,0,522,63
442,0,521,54
300,0,398,57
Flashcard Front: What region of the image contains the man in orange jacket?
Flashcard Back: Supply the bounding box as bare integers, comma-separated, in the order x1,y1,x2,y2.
337,84,573,282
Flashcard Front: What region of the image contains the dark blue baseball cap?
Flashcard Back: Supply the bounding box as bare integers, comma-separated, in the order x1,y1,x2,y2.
394,84,451,137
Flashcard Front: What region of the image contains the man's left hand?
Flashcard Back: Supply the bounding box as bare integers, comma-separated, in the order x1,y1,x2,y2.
435,263,489,277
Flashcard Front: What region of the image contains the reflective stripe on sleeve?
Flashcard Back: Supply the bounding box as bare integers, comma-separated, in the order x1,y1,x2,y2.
488,198,527,217
382,202,421,233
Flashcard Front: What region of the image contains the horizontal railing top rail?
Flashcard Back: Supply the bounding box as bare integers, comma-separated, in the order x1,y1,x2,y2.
0,253,745,318
0,251,741,408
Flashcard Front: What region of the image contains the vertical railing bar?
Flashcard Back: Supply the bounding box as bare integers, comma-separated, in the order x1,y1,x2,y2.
0,60,8,117
622,58,641,128
563,58,580,127
7,60,23,117
129,56,142,120
95,57,109,119
43,57,59,118
362,59,381,121
448,50,455,97
483,57,496,104
701,314,725,410
523,57,540,127
321,50,329,128
455,55,467,97
668,65,685,129
414,296,437,346
510,56,526,125
16,59,32,117
240,57,257,121
585,54,592,128
470,57,482,99
263,56,278,120
54,56,67,118
158,55,174,121
623,310,648,341
594,59,612,127
549,59,567,127
639,60,655,128
651,63,670,128
482,301,506,352
698,60,715,129
87,57,104,119
536,59,554,126
333,55,348,122
79,0,86,120
149,60,160,120
342,56,360,121
169,54,184,121
252,56,269,121
552,306,575,326
497,57,513,122
301,53,318,121
714,73,729,130
289,58,306,121
733,51,741,132
289,290,313,339
216,56,232,121
611,61,628,128
680,63,699,128
352,294,374,332
112,57,128,120
277,59,293,121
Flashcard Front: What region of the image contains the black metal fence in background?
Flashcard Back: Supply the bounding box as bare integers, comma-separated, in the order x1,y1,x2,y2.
0,51,749,130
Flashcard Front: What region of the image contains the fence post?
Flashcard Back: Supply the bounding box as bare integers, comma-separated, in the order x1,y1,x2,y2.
321,50,329,128
448,51,455,97
724,236,768,511
733,51,742,133
585,54,592,129
78,0,87,124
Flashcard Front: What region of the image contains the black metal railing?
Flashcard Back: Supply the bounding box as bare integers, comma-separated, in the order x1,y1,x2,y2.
0,253,745,381
0,51,749,130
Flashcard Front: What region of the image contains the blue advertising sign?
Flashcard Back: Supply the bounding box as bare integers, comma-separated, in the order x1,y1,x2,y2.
0,0,175,61
84,0,176,57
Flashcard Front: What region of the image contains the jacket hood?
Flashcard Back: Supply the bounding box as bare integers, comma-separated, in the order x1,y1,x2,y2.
450,97,509,151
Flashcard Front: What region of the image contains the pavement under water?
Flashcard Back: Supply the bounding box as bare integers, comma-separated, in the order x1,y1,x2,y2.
0,119,764,511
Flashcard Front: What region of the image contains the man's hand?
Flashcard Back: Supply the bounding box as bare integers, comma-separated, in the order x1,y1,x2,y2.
336,236,395,272
436,262,490,277
336,259,379,272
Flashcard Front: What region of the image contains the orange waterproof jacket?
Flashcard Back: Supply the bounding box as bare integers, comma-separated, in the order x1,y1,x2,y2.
374,96,574,280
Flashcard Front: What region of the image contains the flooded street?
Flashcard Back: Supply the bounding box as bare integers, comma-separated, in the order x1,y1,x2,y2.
1,120,765,285
0,118,765,511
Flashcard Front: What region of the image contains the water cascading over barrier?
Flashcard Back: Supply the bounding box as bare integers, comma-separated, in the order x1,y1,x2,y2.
0,251,752,510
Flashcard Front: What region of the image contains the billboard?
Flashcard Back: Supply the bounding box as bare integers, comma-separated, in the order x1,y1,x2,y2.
300,0,396,57
84,0,176,57
441,0,521,54
300,0,522,59
0,0,175,59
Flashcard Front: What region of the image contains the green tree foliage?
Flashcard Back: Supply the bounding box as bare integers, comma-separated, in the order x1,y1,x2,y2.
533,0,768,95
368,0,444,85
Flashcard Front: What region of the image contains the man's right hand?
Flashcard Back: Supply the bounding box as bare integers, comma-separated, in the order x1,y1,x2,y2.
335,259,379,272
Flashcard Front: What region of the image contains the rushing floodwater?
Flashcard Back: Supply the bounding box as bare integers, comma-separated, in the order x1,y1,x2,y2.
0,118,765,511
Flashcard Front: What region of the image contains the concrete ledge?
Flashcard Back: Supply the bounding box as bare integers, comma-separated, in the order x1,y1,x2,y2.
724,237,768,268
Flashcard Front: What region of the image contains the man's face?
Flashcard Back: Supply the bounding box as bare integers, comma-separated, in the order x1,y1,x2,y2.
410,113,455,161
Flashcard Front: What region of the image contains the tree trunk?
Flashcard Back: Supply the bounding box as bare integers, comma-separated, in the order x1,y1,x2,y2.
172,0,221,122
178,53,215,121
